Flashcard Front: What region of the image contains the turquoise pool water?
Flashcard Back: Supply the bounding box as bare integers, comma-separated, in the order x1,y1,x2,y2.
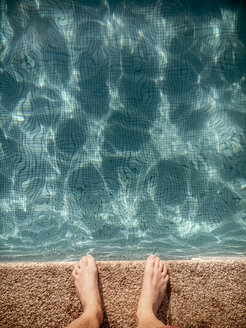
0,0,246,261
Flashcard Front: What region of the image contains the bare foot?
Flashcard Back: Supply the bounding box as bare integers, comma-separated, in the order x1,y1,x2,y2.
72,255,103,325
137,255,169,316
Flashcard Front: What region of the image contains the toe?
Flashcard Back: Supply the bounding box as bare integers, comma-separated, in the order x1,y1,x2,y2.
80,256,88,266
163,263,167,275
155,256,160,270
146,255,155,269
87,255,97,270
164,274,169,284
87,254,95,262
72,270,77,279
74,263,80,274
160,261,164,272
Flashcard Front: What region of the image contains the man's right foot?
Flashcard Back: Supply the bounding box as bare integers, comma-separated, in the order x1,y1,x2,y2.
137,255,169,317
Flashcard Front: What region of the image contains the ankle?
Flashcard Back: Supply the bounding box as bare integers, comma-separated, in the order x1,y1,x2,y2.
83,306,104,325
136,306,156,323
136,309,164,328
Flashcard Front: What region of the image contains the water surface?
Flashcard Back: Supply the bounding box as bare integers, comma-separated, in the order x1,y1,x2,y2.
0,0,246,261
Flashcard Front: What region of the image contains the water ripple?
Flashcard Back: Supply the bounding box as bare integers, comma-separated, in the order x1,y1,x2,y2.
0,0,245,261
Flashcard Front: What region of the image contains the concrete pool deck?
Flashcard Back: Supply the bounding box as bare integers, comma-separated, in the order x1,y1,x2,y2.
0,259,246,328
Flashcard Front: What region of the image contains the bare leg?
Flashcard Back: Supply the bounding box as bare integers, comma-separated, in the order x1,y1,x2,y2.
136,255,176,328
67,255,103,328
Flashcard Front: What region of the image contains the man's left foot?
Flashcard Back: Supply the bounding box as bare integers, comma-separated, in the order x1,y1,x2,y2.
72,255,103,325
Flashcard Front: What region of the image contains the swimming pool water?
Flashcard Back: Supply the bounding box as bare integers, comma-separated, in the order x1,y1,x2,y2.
0,0,246,261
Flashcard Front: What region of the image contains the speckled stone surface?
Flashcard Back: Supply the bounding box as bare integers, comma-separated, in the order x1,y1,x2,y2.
0,259,246,328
